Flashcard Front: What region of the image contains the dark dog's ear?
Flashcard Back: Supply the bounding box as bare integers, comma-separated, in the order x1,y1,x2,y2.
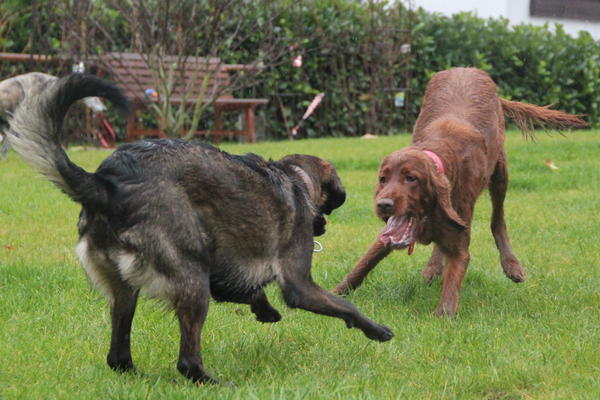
429,171,467,230
320,161,346,214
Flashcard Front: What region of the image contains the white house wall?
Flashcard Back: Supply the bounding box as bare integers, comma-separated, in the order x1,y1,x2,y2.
412,0,600,39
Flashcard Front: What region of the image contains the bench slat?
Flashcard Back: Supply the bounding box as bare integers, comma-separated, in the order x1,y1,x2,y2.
97,52,267,143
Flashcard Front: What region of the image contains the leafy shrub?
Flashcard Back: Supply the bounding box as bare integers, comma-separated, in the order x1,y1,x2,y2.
410,10,600,128
1,1,598,139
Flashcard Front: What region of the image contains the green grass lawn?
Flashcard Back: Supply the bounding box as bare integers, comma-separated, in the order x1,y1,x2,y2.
1,131,598,399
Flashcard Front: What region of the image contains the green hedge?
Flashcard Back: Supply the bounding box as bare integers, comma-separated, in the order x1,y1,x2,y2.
217,1,413,139
410,10,600,129
230,5,600,137
2,1,599,139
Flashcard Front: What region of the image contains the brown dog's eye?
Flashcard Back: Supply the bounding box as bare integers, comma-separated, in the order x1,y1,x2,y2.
379,176,386,184
404,175,417,183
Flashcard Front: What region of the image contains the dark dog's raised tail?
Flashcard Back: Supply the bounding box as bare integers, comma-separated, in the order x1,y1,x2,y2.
7,73,128,209
500,97,589,138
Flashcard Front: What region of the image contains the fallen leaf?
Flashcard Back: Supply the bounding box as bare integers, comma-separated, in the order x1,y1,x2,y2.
544,159,559,170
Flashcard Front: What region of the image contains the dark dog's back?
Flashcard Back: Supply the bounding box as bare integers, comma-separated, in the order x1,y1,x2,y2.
85,138,304,298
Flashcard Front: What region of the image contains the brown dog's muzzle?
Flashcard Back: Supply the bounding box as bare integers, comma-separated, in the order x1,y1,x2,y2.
376,198,394,218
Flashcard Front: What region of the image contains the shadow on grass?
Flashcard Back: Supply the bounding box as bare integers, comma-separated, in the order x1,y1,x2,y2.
342,268,531,320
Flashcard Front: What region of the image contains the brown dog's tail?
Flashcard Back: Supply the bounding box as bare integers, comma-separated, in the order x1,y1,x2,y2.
500,98,589,138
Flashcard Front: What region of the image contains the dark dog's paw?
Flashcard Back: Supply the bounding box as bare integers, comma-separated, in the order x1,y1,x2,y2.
195,375,220,385
177,360,218,384
364,323,394,342
107,354,135,373
251,301,282,323
255,307,282,323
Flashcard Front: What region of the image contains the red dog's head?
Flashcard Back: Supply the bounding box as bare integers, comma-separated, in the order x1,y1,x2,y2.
374,148,466,249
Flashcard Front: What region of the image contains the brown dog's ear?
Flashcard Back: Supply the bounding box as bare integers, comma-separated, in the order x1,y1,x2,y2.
429,171,467,230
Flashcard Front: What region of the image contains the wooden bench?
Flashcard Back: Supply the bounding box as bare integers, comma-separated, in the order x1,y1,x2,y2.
96,52,267,143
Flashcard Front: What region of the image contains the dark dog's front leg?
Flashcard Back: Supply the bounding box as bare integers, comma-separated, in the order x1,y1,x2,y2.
280,245,393,342
332,239,391,295
107,288,139,372
282,278,393,341
211,284,281,323
249,290,282,323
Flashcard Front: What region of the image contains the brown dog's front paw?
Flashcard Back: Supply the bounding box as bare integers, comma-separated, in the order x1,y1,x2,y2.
422,265,442,285
434,302,457,317
331,280,352,296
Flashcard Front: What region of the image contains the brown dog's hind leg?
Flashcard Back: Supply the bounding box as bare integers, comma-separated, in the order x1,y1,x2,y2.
490,155,525,283
173,277,216,384
422,244,444,285
107,287,139,372
332,239,391,295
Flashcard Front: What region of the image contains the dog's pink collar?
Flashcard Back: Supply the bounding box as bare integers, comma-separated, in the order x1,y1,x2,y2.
423,150,445,175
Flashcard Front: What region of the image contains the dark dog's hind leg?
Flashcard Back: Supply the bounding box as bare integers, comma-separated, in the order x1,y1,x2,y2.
107,287,139,372
490,154,525,283
78,240,139,373
173,274,216,384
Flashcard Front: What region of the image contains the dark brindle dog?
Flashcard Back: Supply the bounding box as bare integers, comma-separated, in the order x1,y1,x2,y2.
7,74,392,383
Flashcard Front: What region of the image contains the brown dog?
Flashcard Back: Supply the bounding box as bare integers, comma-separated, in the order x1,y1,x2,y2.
333,67,588,316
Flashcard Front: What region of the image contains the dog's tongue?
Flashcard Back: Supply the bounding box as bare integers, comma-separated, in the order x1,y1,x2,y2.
379,215,416,250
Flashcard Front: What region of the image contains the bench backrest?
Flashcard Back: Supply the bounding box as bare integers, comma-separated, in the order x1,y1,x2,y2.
97,52,233,105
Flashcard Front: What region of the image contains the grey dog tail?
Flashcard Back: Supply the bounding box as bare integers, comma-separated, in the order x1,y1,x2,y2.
7,73,129,209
